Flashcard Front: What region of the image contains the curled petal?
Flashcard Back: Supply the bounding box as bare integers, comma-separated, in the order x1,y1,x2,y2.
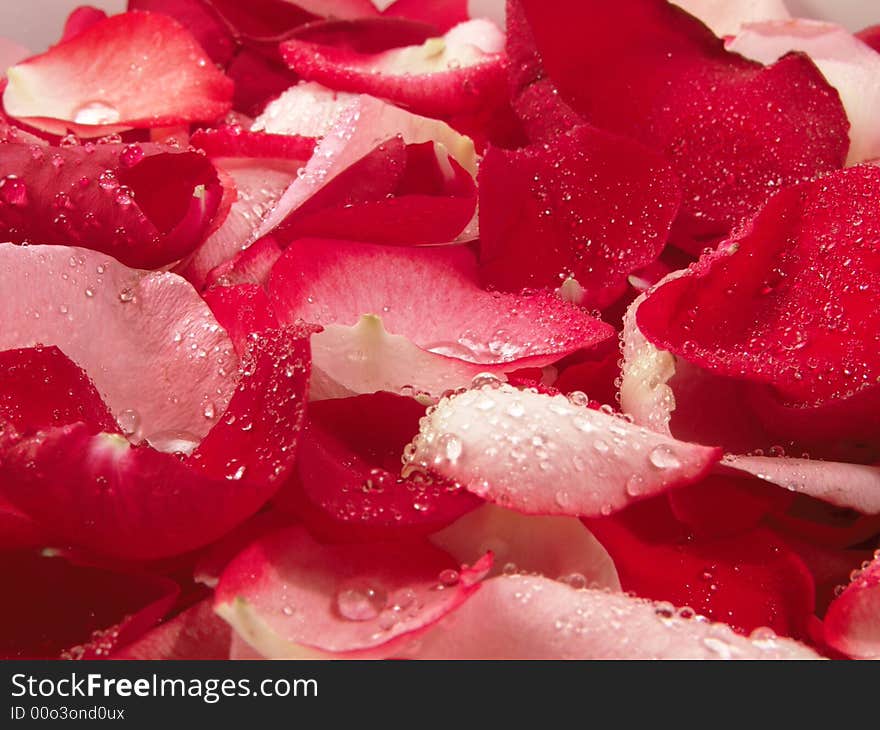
403,382,721,517
0,244,237,440
671,0,789,37
0,142,223,269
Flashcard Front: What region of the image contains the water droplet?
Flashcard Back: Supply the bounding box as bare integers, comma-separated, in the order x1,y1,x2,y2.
438,569,460,587
118,287,135,303
0,175,28,206
146,430,200,456
117,409,141,437
336,581,387,621
73,101,121,126
648,445,681,470
281,605,294,617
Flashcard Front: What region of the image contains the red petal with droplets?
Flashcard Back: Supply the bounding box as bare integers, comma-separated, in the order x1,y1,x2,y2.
215,525,490,657
637,167,880,420
0,551,178,659
585,499,816,637
479,123,681,308
509,0,848,245
274,392,480,541
3,11,233,137
61,6,108,42
0,326,310,560
0,142,222,269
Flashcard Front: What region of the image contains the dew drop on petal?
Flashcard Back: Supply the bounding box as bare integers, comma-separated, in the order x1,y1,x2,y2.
335,581,387,621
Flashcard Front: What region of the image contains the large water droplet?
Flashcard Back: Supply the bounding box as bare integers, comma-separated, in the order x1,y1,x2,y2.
336,581,387,621
73,101,121,126
648,445,681,470
146,430,200,456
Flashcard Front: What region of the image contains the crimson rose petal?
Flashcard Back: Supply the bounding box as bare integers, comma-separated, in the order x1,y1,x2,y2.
509,0,848,245
0,142,223,269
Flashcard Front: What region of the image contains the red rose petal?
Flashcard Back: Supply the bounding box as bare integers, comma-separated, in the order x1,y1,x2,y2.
281,19,506,117
0,496,48,550
730,19,880,164
0,142,222,269
273,392,481,541
823,553,880,659
0,326,309,559
0,551,178,659
405,574,820,659
113,598,232,660
180,127,314,288
433,504,621,589
478,122,681,308
214,525,491,657
382,0,467,32
202,284,278,356
268,238,614,397
403,381,721,517
3,11,233,137
251,88,478,244
206,234,283,289
856,24,880,55
0,244,237,440
637,166,880,413
509,0,848,245
585,499,816,637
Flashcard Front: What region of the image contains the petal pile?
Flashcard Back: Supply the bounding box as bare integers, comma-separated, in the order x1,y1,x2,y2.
1,0,878,662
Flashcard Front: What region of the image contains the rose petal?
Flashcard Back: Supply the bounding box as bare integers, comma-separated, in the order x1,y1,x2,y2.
0,142,223,269
61,6,109,42
214,525,491,657
273,392,480,541
113,598,232,660
382,0,467,32
636,166,880,413
281,19,506,117
250,87,476,241
404,574,820,659
0,326,309,559
0,551,178,659
269,238,614,397
729,20,880,164
509,0,848,246
206,234,283,289
585,498,816,637
202,283,278,356
823,553,880,659
723,455,880,515
433,503,621,589
403,381,721,517
0,243,237,439
3,11,233,137
478,122,681,308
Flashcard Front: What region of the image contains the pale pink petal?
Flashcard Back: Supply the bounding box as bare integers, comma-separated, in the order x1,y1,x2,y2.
0,243,237,440
403,381,721,517
824,554,880,659
671,0,790,37
723,455,880,514
404,574,821,659
432,504,621,590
